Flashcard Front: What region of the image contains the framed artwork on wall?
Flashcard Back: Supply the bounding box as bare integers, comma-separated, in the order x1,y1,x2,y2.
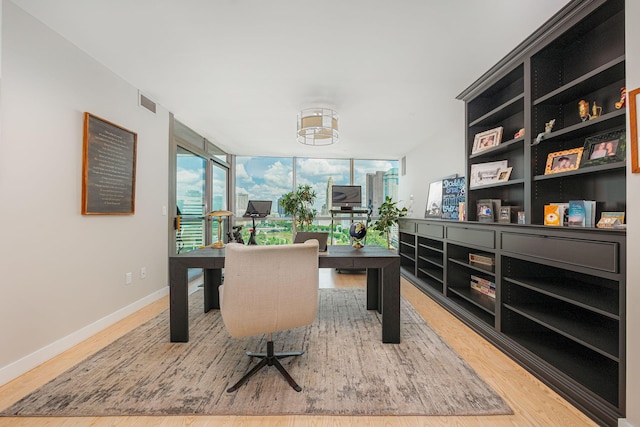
82,112,137,215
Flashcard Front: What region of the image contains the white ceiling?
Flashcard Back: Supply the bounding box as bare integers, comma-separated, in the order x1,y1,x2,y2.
12,0,570,159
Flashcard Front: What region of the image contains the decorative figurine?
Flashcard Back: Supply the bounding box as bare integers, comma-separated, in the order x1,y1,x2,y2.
591,101,602,119
534,119,555,145
615,87,626,109
514,128,525,138
578,99,590,121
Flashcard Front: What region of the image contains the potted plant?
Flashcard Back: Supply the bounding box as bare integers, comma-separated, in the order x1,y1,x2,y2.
279,184,318,233
371,196,408,249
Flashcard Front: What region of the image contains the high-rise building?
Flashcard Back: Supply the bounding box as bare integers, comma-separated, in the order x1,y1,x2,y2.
383,167,399,202
366,171,385,212
322,176,334,215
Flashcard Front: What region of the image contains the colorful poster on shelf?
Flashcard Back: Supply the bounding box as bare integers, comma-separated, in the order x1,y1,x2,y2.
441,177,465,220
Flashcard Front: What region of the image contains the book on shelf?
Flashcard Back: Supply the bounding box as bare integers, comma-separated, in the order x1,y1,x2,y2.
544,204,561,226
470,275,495,299
441,177,466,220
544,203,569,226
568,200,596,227
600,211,625,223
469,253,494,271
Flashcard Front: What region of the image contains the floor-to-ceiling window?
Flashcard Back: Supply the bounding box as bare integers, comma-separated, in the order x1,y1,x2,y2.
170,118,229,255
176,147,207,253
233,155,399,247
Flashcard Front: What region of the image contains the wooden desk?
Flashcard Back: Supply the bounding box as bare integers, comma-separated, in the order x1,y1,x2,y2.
169,245,401,343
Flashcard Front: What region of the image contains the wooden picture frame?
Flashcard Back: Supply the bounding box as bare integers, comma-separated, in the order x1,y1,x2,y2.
630,87,640,173
544,148,583,175
580,128,626,168
469,160,508,188
82,112,137,215
496,167,513,182
471,127,503,154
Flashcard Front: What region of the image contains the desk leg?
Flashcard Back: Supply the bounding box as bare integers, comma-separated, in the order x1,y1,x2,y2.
203,268,222,311
366,268,381,312
169,264,189,342
381,260,401,344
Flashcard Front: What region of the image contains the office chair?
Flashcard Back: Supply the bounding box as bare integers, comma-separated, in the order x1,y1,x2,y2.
219,240,319,392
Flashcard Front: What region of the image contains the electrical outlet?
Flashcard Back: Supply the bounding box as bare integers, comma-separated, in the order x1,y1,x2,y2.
125,272,132,285
140,267,147,279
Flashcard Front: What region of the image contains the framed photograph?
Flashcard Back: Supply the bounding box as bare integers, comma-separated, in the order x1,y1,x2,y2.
82,112,137,215
544,148,583,175
630,87,640,173
472,127,503,154
469,160,508,188
425,180,443,219
580,128,626,168
496,167,513,182
424,174,456,219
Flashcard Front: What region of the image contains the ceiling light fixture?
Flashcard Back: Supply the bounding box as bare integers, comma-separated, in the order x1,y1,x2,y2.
297,108,339,146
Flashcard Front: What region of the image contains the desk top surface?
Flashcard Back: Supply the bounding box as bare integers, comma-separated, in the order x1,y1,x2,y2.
171,244,399,260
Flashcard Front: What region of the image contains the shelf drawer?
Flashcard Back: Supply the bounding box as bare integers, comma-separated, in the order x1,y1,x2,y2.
417,223,443,239
501,233,618,273
446,226,495,249
399,220,416,233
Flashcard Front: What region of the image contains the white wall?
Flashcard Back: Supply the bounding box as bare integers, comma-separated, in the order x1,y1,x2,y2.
0,1,169,383
399,99,466,215
623,1,639,426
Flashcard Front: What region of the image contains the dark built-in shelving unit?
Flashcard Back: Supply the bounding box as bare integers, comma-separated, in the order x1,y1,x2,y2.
399,220,625,427
402,1,627,426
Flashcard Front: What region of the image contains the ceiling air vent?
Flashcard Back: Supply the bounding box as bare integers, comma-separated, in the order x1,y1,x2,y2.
139,92,157,114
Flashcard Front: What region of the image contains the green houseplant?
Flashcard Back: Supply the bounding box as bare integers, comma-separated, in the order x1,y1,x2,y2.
279,184,318,233
371,196,408,249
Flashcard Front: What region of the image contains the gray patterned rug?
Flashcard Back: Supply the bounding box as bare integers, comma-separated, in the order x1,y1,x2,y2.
1,289,511,416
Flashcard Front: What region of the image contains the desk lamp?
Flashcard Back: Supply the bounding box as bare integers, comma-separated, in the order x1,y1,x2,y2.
207,210,233,249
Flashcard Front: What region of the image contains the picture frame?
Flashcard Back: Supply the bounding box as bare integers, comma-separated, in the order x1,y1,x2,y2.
424,180,444,219
579,128,626,168
630,87,640,173
424,174,457,219
471,127,503,154
496,167,513,182
469,160,508,188
544,148,583,175
82,112,137,215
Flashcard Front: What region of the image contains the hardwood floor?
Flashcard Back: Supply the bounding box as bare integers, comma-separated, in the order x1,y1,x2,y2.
0,269,596,426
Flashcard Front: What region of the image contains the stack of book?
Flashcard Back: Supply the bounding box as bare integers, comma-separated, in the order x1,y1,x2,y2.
470,275,495,299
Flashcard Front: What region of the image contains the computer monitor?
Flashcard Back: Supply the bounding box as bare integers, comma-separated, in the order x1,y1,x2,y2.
331,185,362,210
243,200,272,218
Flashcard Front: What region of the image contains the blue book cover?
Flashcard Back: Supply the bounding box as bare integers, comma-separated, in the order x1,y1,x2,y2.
441,177,465,220
568,200,586,227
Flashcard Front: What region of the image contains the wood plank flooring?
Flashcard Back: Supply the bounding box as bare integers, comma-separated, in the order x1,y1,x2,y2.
0,268,596,426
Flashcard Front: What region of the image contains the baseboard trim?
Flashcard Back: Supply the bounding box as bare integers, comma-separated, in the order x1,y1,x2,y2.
0,286,169,387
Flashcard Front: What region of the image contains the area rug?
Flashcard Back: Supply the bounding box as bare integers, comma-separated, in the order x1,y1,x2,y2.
1,289,511,417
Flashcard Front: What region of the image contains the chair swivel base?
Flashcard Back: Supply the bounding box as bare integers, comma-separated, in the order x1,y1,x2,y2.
226,340,303,392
